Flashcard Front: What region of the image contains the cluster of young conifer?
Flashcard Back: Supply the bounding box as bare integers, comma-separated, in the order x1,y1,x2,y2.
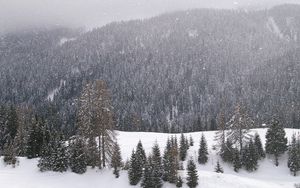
128,136,199,188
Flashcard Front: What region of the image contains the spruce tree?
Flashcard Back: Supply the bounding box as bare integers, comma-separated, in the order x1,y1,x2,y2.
220,139,234,163
69,137,87,174
186,159,198,188
215,160,224,173
233,149,242,172
52,135,68,172
162,138,178,183
265,119,288,166
136,140,147,166
176,176,183,187
242,139,258,172
128,149,143,185
254,133,265,159
152,142,163,179
198,134,208,164
287,134,300,176
189,135,194,146
142,158,154,188
111,141,122,178
179,133,187,161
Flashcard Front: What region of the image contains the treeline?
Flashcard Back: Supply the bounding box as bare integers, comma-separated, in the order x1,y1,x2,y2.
1,5,300,134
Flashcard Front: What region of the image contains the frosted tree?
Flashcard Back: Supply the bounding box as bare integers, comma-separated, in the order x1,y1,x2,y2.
254,133,265,159
265,119,287,166
227,104,254,151
287,134,300,176
198,134,208,164
111,141,122,178
69,137,87,174
186,159,198,188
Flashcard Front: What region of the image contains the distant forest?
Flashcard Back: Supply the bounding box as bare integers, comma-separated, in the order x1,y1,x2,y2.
0,4,300,135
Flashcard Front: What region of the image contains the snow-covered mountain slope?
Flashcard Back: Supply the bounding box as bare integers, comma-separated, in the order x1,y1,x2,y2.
1,128,300,188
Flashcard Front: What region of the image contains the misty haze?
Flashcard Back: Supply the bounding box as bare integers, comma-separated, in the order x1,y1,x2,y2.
0,0,300,188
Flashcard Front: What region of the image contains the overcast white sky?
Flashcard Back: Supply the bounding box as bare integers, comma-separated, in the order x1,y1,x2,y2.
0,0,299,33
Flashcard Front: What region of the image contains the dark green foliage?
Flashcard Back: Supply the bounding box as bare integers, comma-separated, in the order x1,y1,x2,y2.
198,134,208,164
176,176,183,187
186,159,198,188
162,138,178,183
254,133,265,159
242,139,259,172
287,134,300,176
128,150,143,185
86,137,100,168
233,149,242,172
265,119,288,166
142,155,163,188
179,134,188,161
38,133,68,172
136,140,147,166
26,116,46,159
189,135,194,146
69,137,87,174
111,141,122,178
215,161,224,173
220,139,234,163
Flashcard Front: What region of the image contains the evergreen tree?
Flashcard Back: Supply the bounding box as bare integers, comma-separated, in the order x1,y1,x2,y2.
254,133,265,159
111,141,122,178
265,119,288,166
162,138,178,183
179,133,187,161
152,144,163,188
215,160,224,173
233,149,242,172
142,158,153,188
52,137,68,172
176,176,183,187
189,135,194,146
198,134,208,164
3,139,18,167
86,136,100,168
38,141,53,172
26,116,45,159
136,140,147,166
287,134,300,176
186,159,198,188
242,139,258,172
69,137,87,174
220,139,234,163
128,150,143,185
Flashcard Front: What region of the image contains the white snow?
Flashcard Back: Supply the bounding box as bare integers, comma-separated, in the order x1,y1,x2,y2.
46,79,66,101
1,128,300,188
266,17,284,39
59,37,76,46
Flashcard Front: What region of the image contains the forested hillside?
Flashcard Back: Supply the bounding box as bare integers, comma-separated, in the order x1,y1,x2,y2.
0,4,300,134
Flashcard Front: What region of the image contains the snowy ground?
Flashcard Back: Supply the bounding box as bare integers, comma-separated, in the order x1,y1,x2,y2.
1,128,300,188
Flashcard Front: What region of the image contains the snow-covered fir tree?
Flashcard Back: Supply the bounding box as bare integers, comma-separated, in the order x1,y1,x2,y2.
179,133,188,161
265,119,288,166
111,141,122,178
287,134,300,176
186,159,198,188
215,160,224,173
69,137,87,174
198,134,208,164
254,133,265,159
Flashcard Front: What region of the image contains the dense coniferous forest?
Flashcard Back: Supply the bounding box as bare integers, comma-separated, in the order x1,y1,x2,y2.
0,5,300,136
